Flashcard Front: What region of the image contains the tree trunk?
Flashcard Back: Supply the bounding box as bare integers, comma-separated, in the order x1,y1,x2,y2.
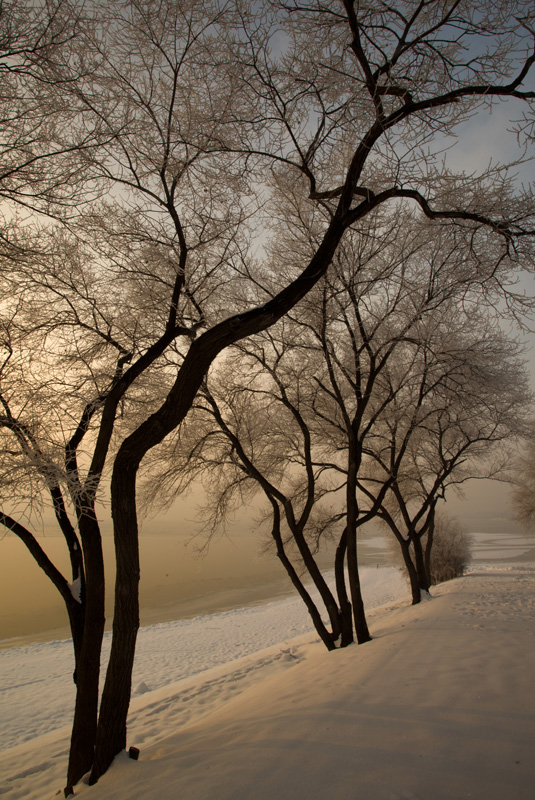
399,538,421,605
270,504,336,650
346,451,371,644
424,520,434,585
89,466,139,784
66,512,106,792
288,518,344,645
0,511,105,794
413,534,430,595
276,549,336,651
346,529,370,643
334,529,354,647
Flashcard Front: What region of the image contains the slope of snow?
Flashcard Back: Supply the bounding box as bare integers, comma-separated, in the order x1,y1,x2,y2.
0,566,406,754
1,562,534,800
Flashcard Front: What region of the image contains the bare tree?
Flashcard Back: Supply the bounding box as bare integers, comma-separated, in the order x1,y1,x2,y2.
204,368,352,650
290,220,492,639
0,230,140,790
76,4,535,774
0,2,116,790
362,307,531,601
2,0,535,789
142,210,532,643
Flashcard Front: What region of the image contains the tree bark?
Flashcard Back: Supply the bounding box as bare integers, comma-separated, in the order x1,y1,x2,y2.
276,547,336,651
66,512,106,791
413,534,430,595
334,528,354,647
265,500,335,649
0,512,104,793
399,538,421,605
287,517,344,645
346,451,371,644
424,517,435,585
89,464,138,784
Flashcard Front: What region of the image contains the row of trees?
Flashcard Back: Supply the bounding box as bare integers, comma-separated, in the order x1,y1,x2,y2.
1,0,535,793
145,210,530,650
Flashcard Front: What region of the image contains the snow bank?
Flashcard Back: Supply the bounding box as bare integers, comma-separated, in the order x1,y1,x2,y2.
1,564,534,800
0,566,407,753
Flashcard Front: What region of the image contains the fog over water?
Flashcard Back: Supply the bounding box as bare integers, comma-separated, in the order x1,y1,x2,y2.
0,512,387,647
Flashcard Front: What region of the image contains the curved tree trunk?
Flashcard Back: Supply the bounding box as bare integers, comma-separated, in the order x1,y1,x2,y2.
276,546,336,650
90,216,349,782
204,387,343,649
266,500,336,649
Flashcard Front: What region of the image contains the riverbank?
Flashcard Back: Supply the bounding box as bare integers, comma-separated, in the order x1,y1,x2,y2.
0,530,391,648
2,528,532,648
1,562,533,800
0,566,408,752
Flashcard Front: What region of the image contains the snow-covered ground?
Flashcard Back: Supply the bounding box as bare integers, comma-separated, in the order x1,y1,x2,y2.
1,533,534,800
0,566,407,753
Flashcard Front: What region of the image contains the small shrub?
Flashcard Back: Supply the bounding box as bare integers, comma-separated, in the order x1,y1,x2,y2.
428,514,471,585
